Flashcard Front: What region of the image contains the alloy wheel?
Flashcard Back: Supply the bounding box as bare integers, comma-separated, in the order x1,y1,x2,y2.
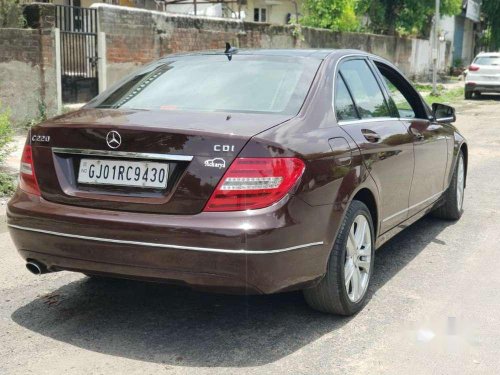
456,155,465,211
345,214,372,303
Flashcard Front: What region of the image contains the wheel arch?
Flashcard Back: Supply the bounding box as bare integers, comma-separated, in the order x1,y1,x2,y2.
460,142,468,188
350,187,379,238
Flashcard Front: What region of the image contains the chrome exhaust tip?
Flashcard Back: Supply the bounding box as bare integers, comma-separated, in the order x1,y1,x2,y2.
26,261,46,275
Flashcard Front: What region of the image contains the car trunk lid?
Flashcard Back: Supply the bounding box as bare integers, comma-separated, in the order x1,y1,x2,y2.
31,108,291,214
469,63,500,83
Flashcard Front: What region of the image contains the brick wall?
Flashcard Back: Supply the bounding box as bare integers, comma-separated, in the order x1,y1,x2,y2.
0,3,452,125
96,4,451,88
0,27,58,126
0,29,40,64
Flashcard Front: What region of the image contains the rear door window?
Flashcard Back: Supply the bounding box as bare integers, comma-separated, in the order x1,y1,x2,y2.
334,75,359,121
339,59,390,119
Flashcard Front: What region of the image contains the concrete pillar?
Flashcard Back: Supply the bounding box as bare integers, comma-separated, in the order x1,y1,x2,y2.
97,31,107,93
54,27,63,114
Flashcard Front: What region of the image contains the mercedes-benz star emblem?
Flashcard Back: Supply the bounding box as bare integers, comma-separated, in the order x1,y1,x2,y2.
106,131,122,149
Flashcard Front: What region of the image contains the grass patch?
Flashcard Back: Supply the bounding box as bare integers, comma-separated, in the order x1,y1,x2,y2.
23,101,47,129
0,102,13,162
0,172,15,196
423,87,464,106
0,101,15,197
413,83,445,92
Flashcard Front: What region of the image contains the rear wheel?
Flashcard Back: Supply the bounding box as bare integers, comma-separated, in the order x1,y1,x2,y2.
304,200,374,315
433,151,465,220
474,91,482,98
464,90,473,99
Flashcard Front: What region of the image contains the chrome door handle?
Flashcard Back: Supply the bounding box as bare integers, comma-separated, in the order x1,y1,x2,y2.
409,127,425,141
412,131,425,141
361,129,381,143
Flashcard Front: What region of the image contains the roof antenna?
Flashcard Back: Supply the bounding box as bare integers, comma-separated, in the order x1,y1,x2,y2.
224,42,237,61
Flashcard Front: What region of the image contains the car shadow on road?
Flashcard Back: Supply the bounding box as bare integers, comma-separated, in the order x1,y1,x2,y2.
11,215,454,367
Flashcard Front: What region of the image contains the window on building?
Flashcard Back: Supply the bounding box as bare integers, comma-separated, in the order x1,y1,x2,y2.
254,8,267,22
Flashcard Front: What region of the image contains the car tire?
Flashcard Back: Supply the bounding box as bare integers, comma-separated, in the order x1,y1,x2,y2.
464,90,473,99
432,151,465,220
475,91,482,98
303,200,375,315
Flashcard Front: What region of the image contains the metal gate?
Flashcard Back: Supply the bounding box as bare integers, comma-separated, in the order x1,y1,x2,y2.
55,5,98,104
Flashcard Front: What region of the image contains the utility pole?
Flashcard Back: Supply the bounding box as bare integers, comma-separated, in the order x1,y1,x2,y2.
432,0,440,96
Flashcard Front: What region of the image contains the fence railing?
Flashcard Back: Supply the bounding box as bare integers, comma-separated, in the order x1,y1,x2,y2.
55,4,98,33
55,5,99,103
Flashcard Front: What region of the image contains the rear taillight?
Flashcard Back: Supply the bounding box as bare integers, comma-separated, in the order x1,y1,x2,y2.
204,157,305,212
469,64,480,71
19,145,40,196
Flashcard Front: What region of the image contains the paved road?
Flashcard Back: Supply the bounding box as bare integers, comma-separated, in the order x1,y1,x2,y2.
1,96,500,374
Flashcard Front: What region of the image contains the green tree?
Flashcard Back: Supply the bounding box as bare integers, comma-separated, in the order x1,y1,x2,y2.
0,0,25,28
359,0,462,37
482,0,500,51
300,0,360,32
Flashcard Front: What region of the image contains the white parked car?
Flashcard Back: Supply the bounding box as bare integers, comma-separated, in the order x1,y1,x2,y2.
465,52,500,99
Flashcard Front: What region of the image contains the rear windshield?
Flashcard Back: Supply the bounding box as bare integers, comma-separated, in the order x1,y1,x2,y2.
474,56,500,66
88,55,321,115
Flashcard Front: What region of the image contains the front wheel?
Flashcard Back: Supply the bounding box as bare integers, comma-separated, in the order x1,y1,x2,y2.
304,200,375,315
433,151,465,220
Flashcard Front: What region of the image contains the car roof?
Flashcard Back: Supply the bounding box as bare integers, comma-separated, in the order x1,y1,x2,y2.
224,49,337,59
164,49,371,60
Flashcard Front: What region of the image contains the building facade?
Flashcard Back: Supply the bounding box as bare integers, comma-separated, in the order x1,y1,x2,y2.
441,0,482,66
27,0,301,25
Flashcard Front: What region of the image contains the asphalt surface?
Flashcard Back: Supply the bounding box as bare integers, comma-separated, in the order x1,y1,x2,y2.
1,95,500,374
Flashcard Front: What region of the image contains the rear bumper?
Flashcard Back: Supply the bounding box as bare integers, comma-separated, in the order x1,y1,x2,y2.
465,82,500,93
7,190,338,294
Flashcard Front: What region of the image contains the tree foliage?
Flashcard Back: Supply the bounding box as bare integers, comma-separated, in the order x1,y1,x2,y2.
0,0,25,28
300,0,359,32
300,0,462,36
359,0,462,37
482,0,500,51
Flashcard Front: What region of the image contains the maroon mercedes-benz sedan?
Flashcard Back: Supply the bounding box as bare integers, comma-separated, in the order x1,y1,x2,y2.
8,49,467,315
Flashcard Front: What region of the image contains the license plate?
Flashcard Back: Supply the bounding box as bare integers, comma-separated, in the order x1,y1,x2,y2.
78,159,169,189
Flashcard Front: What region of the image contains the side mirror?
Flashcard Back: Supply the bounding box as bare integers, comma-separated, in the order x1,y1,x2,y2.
432,103,456,123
